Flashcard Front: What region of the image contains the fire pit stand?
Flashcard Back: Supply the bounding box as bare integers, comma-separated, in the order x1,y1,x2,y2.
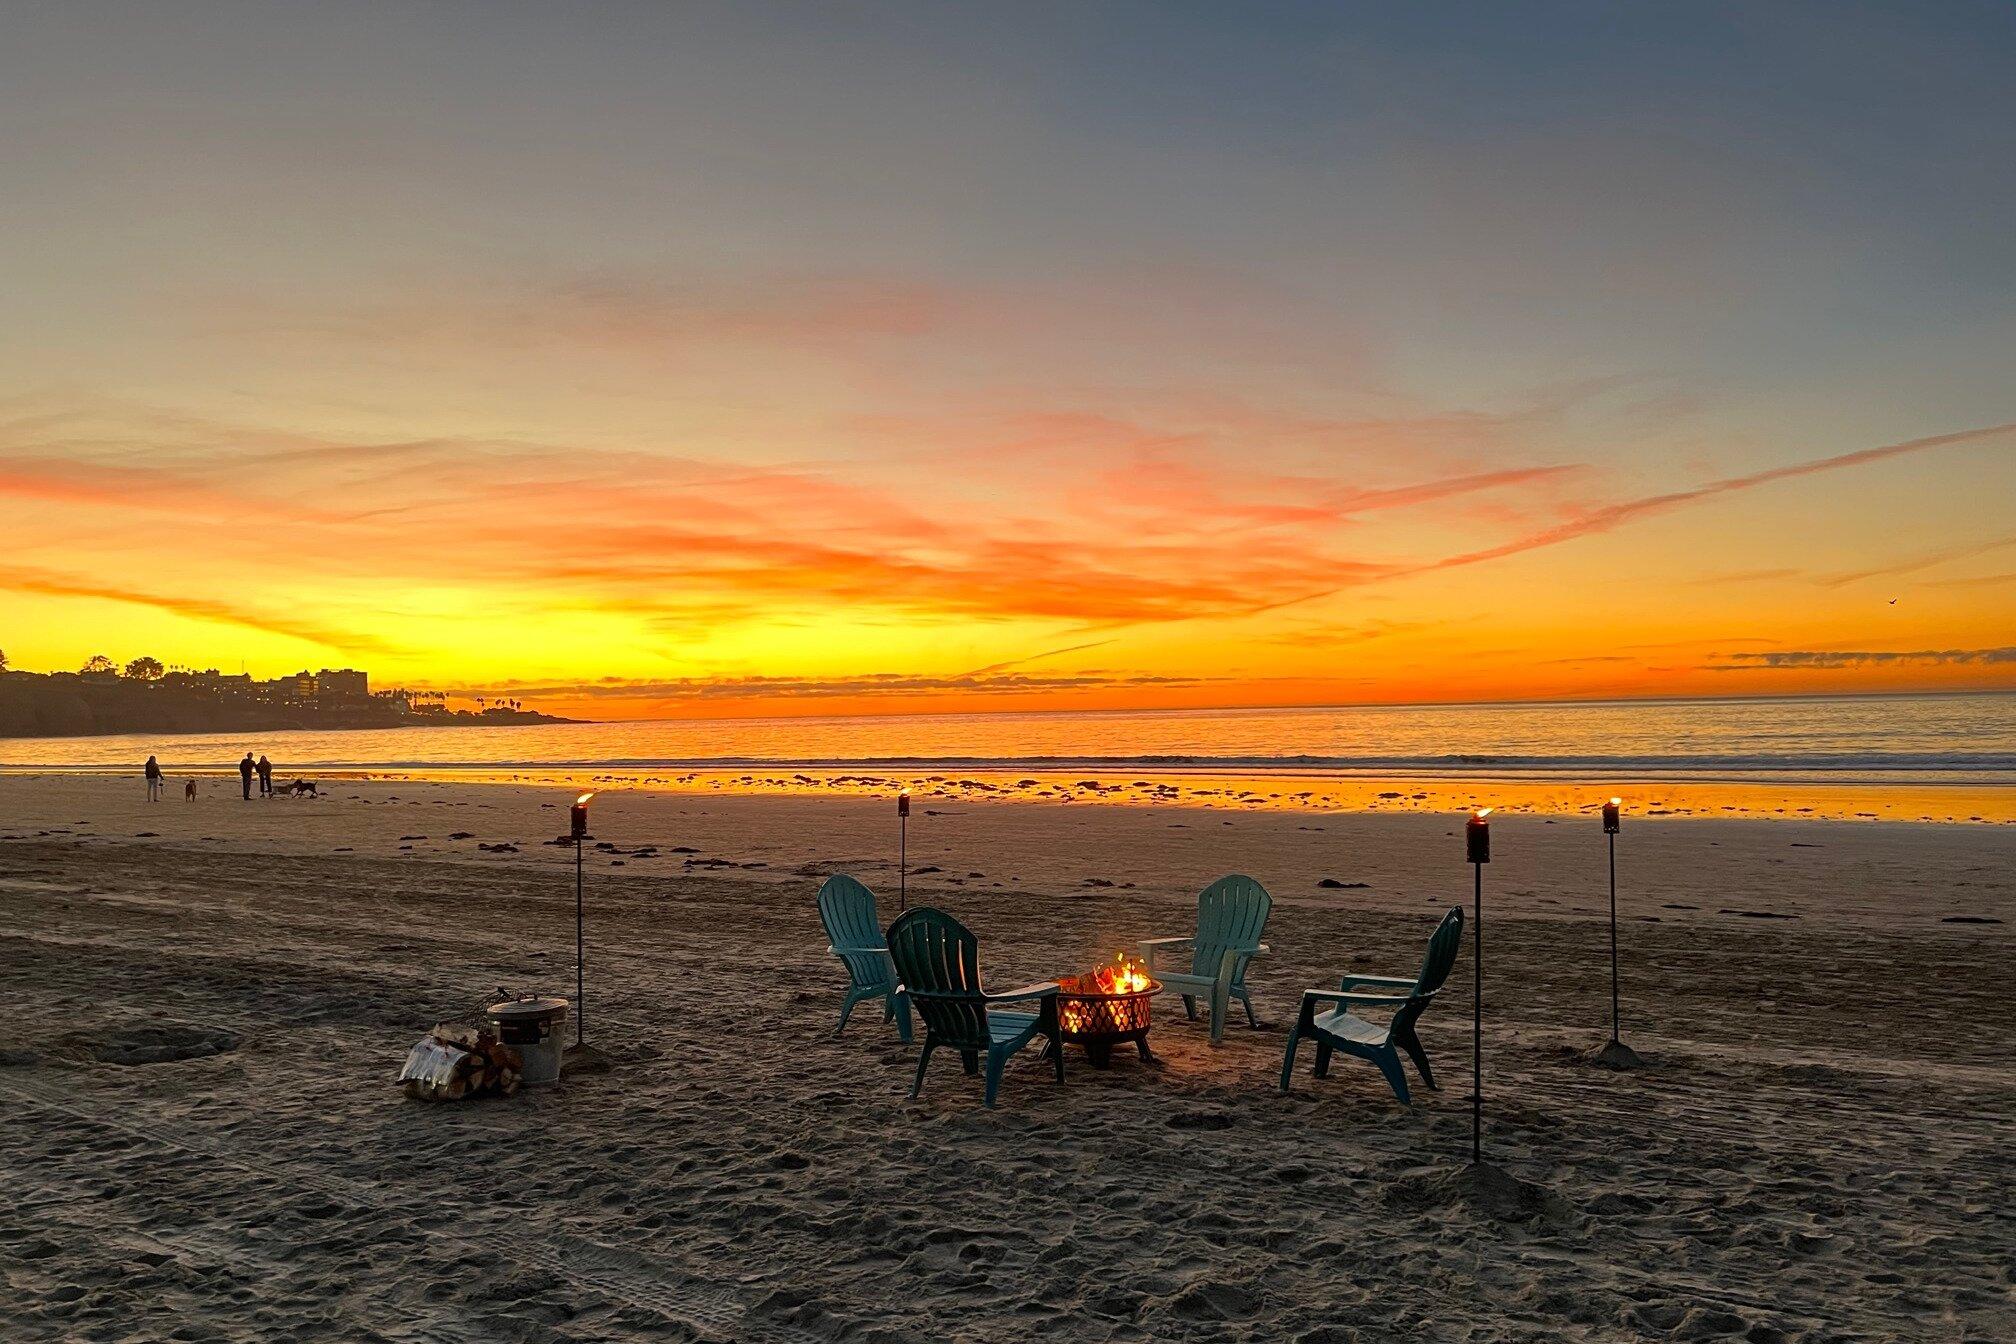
1053,977,1160,1068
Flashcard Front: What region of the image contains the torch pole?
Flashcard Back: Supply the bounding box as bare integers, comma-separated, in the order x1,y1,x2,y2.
575,834,585,1047
1607,829,1619,1045
1472,857,1482,1166
899,811,907,912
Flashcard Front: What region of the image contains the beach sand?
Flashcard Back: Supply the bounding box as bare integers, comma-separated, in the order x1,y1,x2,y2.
3,774,2012,1342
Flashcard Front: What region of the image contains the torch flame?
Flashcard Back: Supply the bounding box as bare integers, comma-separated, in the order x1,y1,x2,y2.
1474,807,1493,819
1609,797,1622,806
576,791,596,806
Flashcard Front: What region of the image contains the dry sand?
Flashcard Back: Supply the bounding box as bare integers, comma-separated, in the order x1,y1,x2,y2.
2,774,2012,1342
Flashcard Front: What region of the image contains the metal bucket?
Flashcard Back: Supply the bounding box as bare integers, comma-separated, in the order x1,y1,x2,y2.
486,997,569,1085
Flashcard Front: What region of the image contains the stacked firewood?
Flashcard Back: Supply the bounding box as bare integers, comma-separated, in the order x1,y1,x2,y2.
398,1023,524,1101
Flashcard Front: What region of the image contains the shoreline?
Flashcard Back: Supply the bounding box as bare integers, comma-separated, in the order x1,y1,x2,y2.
5,763,2006,824
4,774,2011,931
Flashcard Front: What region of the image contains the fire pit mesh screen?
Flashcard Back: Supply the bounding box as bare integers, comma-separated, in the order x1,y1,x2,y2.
1052,952,1159,1067
1059,988,1153,1038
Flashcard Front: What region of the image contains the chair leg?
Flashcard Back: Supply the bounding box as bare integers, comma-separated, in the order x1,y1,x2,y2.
961,1049,979,1076
1313,1040,1333,1078
1208,952,1237,1045
836,993,858,1036
1181,994,1198,1021
1374,1047,1412,1104
909,1042,936,1100
893,992,914,1045
984,1049,1007,1108
1237,987,1259,1030
1279,1029,1302,1091
1395,1024,1435,1090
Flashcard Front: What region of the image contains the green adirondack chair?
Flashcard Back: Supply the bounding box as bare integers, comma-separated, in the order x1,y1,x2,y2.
886,907,1063,1108
1279,906,1464,1104
816,874,912,1043
1138,873,1272,1043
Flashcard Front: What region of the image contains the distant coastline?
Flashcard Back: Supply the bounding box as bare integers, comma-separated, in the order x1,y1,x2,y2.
0,667,573,739
0,713,577,742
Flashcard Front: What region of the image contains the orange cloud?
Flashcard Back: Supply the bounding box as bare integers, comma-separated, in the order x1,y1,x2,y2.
0,563,395,654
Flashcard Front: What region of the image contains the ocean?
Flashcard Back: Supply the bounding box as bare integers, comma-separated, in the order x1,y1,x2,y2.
3,693,2009,783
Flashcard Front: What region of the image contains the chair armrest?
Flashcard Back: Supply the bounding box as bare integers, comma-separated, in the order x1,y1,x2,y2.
1338,974,1412,991
1138,936,1192,950
828,944,890,957
987,981,1060,1004
1301,988,1413,1008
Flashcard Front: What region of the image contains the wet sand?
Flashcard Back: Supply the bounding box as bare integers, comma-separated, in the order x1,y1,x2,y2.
2,775,2012,1342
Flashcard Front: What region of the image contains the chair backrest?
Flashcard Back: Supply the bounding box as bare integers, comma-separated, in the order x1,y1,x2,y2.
817,874,892,989
887,906,991,1049
1412,906,1465,996
1191,874,1272,978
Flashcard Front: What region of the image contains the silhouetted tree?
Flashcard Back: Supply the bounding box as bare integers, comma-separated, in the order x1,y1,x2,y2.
0,647,8,672
124,656,165,681
81,654,115,675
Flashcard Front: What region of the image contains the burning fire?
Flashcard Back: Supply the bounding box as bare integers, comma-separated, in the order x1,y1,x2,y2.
576,791,596,806
1062,951,1152,997
1057,951,1157,1039
1088,951,1151,995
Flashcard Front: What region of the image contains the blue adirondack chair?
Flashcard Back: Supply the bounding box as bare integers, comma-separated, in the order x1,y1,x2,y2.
1279,906,1465,1103
816,874,912,1043
1138,874,1272,1043
886,907,1062,1108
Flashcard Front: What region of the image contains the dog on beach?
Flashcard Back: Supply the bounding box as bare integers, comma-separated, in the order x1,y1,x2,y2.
280,780,319,798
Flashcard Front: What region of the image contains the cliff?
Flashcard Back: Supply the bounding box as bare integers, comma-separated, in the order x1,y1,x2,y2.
0,673,571,738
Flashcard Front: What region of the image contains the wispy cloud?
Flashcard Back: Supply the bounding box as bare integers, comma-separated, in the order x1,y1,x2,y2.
0,563,395,655
1816,535,2016,588
960,640,1116,678
1688,567,1804,585
1252,422,2016,615
1704,647,2016,670
1416,424,2016,577
428,669,1216,702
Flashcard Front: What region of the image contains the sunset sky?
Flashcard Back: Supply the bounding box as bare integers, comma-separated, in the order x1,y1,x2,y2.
2,4,2011,719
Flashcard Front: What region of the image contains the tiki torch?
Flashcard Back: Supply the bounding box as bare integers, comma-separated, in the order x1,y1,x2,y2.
572,791,594,1046
1603,797,1621,1043
897,787,911,911
1594,798,1643,1068
1466,807,1491,1165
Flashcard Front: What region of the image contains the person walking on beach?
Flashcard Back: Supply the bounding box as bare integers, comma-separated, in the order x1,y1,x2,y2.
257,754,273,797
239,752,255,800
144,755,164,802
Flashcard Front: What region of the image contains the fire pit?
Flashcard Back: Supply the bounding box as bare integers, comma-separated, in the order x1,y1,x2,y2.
1055,952,1159,1068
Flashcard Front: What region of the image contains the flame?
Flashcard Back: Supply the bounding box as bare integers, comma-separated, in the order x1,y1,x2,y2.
576,791,596,806
1609,796,1622,806
1076,950,1152,995
1474,807,1493,819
